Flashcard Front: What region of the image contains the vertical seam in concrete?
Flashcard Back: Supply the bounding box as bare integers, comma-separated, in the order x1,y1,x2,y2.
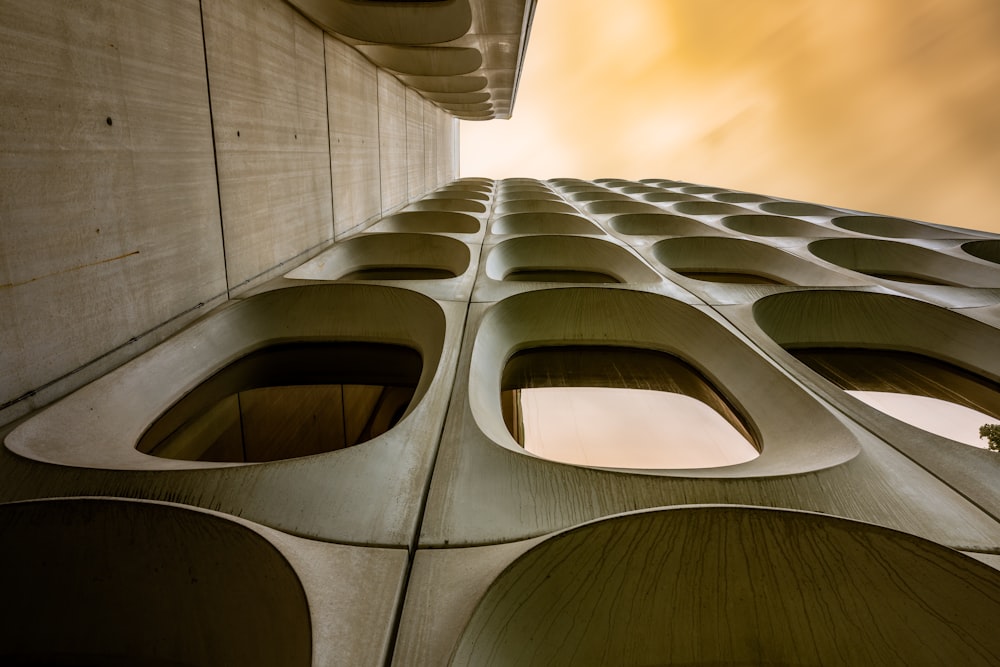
198,0,231,298
376,72,385,217
384,297,476,667
403,90,410,203
322,36,337,241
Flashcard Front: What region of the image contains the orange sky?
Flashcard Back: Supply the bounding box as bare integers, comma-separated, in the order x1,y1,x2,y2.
461,0,1000,233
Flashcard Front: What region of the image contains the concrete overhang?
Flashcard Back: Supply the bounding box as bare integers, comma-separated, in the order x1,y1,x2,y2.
285,0,537,120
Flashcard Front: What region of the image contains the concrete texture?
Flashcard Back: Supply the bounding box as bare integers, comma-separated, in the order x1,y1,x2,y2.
0,497,407,666
4,175,1000,665
326,36,381,237
377,69,408,214
448,507,1000,665
0,0,226,424
0,0,459,428
203,0,333,294
4,1,1000,661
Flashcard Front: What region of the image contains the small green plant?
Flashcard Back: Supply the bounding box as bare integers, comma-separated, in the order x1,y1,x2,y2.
980,424,1000,452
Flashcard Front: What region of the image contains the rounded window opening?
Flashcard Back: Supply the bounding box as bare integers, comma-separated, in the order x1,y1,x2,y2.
963,239,1000,265
139,342,422,463
792,348,1000,448
675,270,788,285
503,268,621,284
500,346,759,469
340,266,457,281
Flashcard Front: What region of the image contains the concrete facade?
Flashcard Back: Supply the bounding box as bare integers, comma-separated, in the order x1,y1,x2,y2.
1,0,460,425
4,2,1000,666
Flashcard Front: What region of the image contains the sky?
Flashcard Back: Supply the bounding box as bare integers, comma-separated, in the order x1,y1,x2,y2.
461,0,1000,234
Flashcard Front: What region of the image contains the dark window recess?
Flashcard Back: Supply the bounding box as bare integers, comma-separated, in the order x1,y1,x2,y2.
675,270,787,285
340,266,456,281
138,342,421,463
504,269,621,283
792,348,1000,420
864,272,954,286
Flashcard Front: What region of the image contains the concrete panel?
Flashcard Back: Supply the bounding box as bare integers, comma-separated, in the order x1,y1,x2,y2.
0,0,226,425
406,88,426,200
5,284,467,546
443,112,459,184
423,103,441,191
325,36,381,238
202,0,333,294
377,70,408,214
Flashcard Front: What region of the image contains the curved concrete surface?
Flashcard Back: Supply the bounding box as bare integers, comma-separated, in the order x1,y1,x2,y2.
467,288,861,476
423,90,491,105
497,190,562,202
446,178,493,192
357,45,482,76
963,239,1000,264
428,188,490,200
715,192,774,203
639,178,689,187
551,184,600,194
609,213,724,237
8,284,447,470
287,0,471,45
760,201,843,216
405,198,487,214
286,233,471,281
618,185,661,195
584,200,664,216
722,213,834,237
754,291,1000,371
654,237,854,286
672,200,754,216
567,191,634,203
495,200,577,216
751,289,1000,519
833,214,976,239
438,101,493,114
809,238,1000,287
397,74,488,94
680,185,727,194
485,235,660,284
0,498,312,666
5,284,464,545
371,211,481,234
492,212,603,236
546,178,590,187
640,191,700,203
452,507,1000,665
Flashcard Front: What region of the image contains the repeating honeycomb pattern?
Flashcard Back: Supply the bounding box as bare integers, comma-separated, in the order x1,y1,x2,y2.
4,178,1000,665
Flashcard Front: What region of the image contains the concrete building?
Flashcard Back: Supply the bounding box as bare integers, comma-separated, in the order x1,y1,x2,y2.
3,1,1000,664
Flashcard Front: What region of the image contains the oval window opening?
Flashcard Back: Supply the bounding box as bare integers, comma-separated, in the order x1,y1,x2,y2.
504,268,621,284
793,348,1000,448
864,271,954,286
138,342,422,463
500,347,759,468
675,270,788,285
340,266,457,281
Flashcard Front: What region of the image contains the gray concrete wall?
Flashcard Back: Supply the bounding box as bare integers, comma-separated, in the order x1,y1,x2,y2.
0,0,458,427
406,89,426,201
203,0,333,295
326,36,381,238
377,69,408,214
